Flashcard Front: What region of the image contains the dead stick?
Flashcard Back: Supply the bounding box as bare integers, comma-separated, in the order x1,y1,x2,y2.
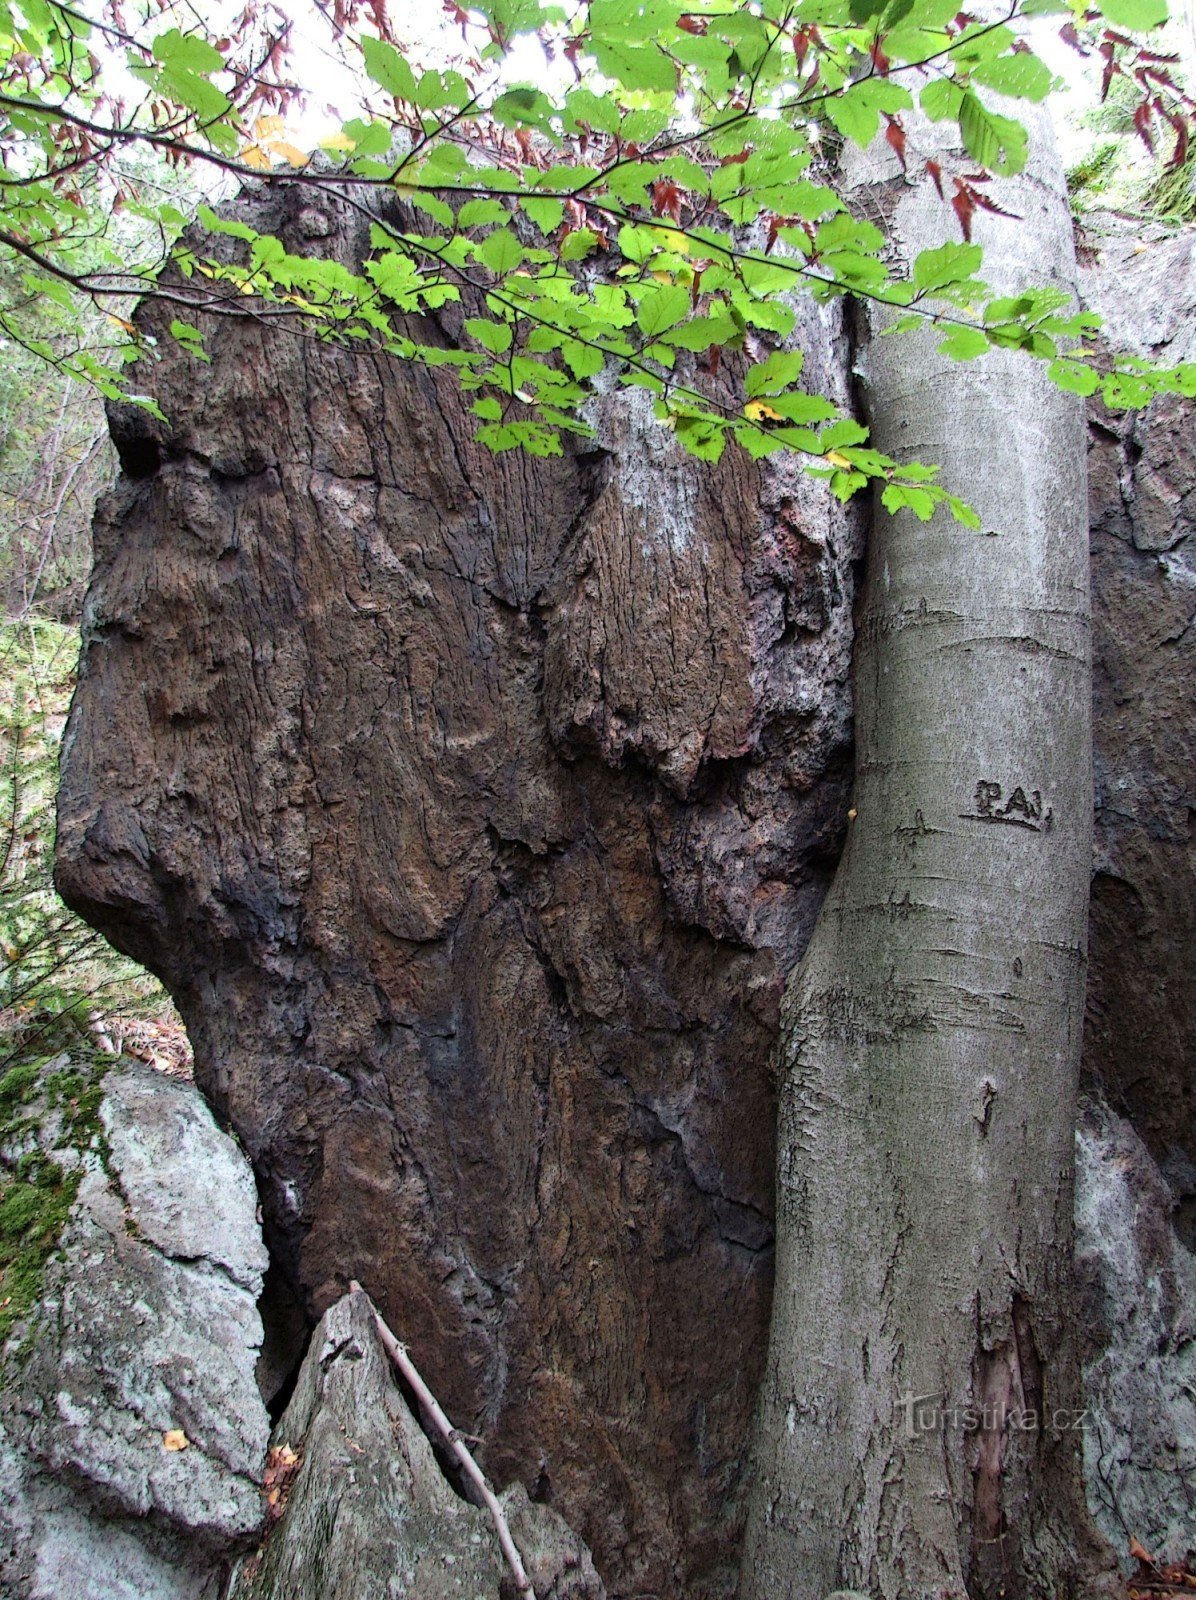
349,1281,536,1600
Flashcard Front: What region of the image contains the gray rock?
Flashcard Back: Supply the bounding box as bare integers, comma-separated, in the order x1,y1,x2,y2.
1076,1098,1196,1567
230,1289,604,1600
0,1061,270,1598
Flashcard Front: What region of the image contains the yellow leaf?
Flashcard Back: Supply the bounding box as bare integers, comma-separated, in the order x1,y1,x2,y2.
745,400,783,423
105,313,136,335
824,449,852,468
321,129,356,152
163,1429,189,1452
252,114,285,140
649,226,690,255
240,144,271,171
270,141,310,168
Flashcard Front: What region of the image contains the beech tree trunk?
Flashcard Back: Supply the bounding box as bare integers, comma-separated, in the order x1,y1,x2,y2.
739,118,1113,1600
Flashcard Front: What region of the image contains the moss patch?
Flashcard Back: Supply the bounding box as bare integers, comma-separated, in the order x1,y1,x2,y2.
0,1050,110,1349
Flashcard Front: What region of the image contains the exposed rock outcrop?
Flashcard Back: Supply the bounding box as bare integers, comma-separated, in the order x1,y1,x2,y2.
0,1060,270,1599
52,184,1196,1595
230,1289,605,1600
56,183,862,1598
1080,219,1196,1179
1076,1097,1196,1568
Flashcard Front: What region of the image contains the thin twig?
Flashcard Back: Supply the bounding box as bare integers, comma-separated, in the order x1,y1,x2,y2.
348,1281,536,1600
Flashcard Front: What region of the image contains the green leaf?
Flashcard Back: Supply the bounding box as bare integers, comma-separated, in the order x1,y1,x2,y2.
1096,0,1168,26
825,79,914,146
937,326,990,360
561,339,606,378
478,229,524,274
1047,357,1099,396
970,52,1053,101
465,317,513,354
913,242,983,294
881,482,938,520
958,92,1028,175
169,319,210,361
152,27,223,72
521,195,565,234
560,228,599,261
591,38,676,92
458,199,511,229
636,284,690,338
745,350,805,397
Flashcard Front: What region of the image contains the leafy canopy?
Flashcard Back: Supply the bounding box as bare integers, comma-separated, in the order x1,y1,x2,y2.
2,0,1194,519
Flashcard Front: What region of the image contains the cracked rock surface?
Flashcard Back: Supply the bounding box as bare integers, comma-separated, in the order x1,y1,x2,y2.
230,1289,605,1600
0,1061,269,1599
56,184,861,1598
1076,1097,1196,1568
53,187,1196,1597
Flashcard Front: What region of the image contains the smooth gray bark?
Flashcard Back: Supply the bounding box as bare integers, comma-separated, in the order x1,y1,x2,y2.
740,116,1112,1600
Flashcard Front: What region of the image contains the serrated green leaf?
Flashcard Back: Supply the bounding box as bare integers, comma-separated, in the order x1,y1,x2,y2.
465,316,513,354
522,195,564,234
938,325,991,360
636,284,690,338
362,35,417,99
152,27,223,72
478,229,524,275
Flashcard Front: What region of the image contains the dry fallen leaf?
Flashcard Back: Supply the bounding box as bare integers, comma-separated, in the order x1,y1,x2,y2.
163,1429,189,1452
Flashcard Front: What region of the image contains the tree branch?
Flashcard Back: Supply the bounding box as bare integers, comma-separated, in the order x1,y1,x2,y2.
349,1282,537,1600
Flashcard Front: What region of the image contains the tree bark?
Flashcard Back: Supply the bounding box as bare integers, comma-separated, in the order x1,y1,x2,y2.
739,115,1112,1600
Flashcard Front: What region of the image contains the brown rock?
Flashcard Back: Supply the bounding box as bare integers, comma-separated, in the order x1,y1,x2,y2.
56,184,862,1599
1080,220,1196,1186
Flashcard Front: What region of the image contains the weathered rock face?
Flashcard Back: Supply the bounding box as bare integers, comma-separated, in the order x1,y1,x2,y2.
1075,1096,1196,1568
0,1060,269,1600
55,181,1196,1595
1079,219,1196,1188
230,1289,605,1600
56,185,862,1599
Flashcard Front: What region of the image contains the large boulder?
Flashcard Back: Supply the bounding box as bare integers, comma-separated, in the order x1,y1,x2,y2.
55,183,862,1597
0,1060,270,1599
53,183,1196,1595
1080,218,1196,1182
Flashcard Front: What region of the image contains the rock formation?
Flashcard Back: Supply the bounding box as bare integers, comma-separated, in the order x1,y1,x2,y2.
56,181,863,1599
0,1060,270,1600
53,189,1196,1594
229,1288,605,1600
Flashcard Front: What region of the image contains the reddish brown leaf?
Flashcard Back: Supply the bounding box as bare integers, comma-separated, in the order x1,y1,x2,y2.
651,177,683,221
926,157,944,198
1133,97,1156,153
951,182,974,241
1164,108,1189,167
970,190,1022,220
677,12,708,33
870,38,890,74
1099,40,1117,101
884,113,906,170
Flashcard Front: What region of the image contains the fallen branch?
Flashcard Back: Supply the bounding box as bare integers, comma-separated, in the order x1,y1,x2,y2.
348,1280,536,1600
